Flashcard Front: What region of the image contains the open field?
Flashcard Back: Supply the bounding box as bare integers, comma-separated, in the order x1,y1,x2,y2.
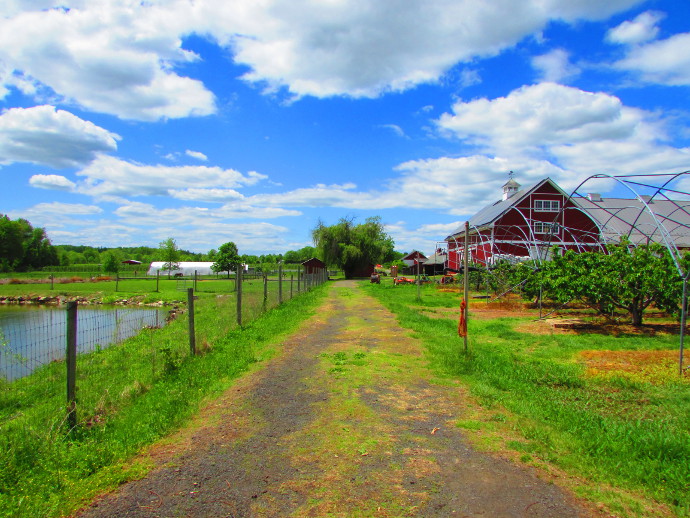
364,282,690,517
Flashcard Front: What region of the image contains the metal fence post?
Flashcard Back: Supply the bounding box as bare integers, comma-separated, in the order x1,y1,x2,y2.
297,269,301,293
290,274,294,299
187,288,196,355
66,301,77,429
236,267,243,327
156,270,160,292
463,221,470,353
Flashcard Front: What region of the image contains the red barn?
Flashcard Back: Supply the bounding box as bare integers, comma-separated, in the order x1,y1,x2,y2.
446,177,601,269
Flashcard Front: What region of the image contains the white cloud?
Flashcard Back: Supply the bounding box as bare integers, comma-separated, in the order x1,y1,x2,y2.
606,10,663,45
248,183,368,208
169,188,243,202
29,174,76,191
15,201,102,217
532,49,580,83
0,2,215,120
74,156,268,198
378,124,406,138
110,200,295,250
185,149,208,161
433,82,690,188
206,0,642,99
614,32,690,86
0,0,645,111
0,105,119,168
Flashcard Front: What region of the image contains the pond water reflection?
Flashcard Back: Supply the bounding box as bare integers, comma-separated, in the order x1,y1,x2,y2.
0,305,167,381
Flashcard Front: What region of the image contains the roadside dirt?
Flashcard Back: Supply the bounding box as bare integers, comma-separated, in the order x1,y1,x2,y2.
76,280,597,517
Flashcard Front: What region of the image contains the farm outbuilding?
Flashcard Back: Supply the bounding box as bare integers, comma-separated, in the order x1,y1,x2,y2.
146,262,231,276
302,258,326,275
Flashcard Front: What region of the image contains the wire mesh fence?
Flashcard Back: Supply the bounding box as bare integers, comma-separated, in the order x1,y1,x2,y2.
0,305,165,382
0,267,328,432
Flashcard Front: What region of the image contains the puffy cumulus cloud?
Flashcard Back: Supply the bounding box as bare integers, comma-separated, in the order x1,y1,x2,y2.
29,174,76,191
532,49,580,83
0,105,119,168
75,156,267,198
435,82,690,179
0,0,644,109
203,0,641,98
614,32,690,86
391,155,567,214
606,10,664,45
0,1,215,120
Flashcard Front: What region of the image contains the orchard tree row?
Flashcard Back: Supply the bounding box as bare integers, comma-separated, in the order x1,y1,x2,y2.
484,241,686,326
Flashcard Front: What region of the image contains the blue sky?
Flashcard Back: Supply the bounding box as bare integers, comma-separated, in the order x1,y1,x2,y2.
1,0,689,255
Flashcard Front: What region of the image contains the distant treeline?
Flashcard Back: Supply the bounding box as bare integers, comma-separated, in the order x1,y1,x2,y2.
0,214,327,273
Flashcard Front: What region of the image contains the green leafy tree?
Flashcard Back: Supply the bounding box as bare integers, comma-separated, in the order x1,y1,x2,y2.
158,237,181,278
312,216,395,279
102,252,120,274
0,215,58,272
212,241,241,278
284,246,317,264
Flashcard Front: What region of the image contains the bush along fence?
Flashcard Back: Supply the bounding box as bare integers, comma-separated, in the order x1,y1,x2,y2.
0,264,328,432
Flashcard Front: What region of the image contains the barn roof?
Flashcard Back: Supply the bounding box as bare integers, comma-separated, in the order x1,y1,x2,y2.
447,178,565,238
574,197,690,248
302,258,326,268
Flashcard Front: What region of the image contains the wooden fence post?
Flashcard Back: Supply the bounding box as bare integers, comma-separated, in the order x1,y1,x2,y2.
156,270,160,292
236,267,243,327
66,301,77,429
187,288,196,355
278,264,283,304
263,272,268,310
115,273,119,292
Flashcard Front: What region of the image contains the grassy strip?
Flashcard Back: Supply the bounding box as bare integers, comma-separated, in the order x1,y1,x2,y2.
364,283,690,517
0,283,328,517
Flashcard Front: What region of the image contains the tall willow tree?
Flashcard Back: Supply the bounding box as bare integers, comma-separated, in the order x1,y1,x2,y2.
312,216,395,279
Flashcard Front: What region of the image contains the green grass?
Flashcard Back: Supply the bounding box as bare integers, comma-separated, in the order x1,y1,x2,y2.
364,282,690,517
0,281,328,517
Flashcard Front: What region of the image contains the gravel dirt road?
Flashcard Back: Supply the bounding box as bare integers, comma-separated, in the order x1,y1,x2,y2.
76,280,596,517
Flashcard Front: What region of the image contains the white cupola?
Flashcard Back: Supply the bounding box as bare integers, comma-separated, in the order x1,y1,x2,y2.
502,171,520,201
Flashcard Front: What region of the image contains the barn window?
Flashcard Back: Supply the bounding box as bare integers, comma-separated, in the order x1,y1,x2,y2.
534,200,560,212
533,221,560,234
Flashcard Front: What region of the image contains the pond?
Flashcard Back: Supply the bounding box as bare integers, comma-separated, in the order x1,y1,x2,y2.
0,305,168,381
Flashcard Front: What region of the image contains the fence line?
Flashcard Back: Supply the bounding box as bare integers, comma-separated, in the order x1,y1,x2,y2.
1,266,328,427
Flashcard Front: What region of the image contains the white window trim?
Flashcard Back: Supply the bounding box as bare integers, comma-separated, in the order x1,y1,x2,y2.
534,199,560,212
533,221,560,234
